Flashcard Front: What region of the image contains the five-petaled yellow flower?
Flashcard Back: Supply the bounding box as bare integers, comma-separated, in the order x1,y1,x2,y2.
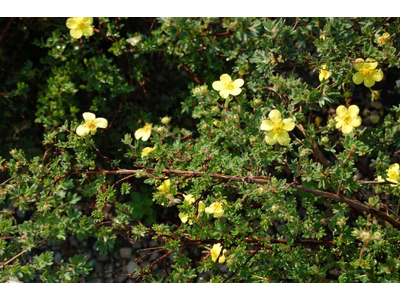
210,243,227,263
334,105,362,134
260,109,295,146
76,112,108,137
319,65,331,82
352,58,383,88
135,123,152,141
178,194,196,224
376,32,390,46
205,202,224,218
387,163,400,185
141,147,155,158
157,179,170,193
66,17,94,39
212,74,244,99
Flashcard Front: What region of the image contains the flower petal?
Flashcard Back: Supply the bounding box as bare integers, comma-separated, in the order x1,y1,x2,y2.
353,58,365,71
373,69,383,82
66,17,79,29
179,212,189,223
82,17,93,25
233,78,244,88
82,25,94,37
264,132,277,145
134,128,146,140
205,206,214,215
230,87,242,96
260,120,273,131
336,106,347,117
365,58,378,70
83,112,96,121
219,90,230,99
76,124,90,137
348,105,359,117
268,109,281,121
283,118,295,131
94,117,108,129
220,74,231,83
350,116,362,127
364,76,375,88
352,72,364,85
342,124,354,134
276,131,291,146
70,28,83,39
212,81,223,91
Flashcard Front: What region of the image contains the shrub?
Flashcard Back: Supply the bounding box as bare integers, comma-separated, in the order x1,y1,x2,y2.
1,17,400,283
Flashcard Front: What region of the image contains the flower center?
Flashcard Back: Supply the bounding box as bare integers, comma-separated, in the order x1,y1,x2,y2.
388,170,399,181
360,68,373,77
224,82,235,90
86,120,97,131
342,114,352,125
272,120,285,134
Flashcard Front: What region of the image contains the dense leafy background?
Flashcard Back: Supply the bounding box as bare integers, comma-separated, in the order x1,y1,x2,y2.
1,17,400,282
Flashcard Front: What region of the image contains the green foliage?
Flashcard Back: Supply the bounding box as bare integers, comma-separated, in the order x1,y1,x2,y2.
1,17,400,282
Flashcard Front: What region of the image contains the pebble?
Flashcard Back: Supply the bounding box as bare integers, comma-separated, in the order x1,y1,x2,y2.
126,261,138,274
120,247,132,258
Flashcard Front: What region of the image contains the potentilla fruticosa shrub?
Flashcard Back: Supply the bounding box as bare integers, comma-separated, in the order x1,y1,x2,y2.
1,17,400,282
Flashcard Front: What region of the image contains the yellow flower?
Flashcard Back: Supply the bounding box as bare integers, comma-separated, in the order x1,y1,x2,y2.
178,212,192,224
319,65,331,82
260,109,295,146
183,194,195,204
205,202,224,218
387,163,400,185
157,179,170,193
334,105,362,134
212,74,244,99
161,116,171,126
210,243,227,263
198,201,205,214
76,112,108,137
352,58,383,88
178,194,196,224
135,123,152,141
376,32,390,46
66,17,94,39
319,34,326,40
141,147,155,158
376,175,384,183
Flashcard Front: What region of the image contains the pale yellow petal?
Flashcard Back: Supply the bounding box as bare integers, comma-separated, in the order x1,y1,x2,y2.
264,132,277,145
94,117,108,129
365,58,378,70
66,18,79,29
179,213,189,223
352,72,364,85
82,25,94,37
76,124,90,137
347,105,359,117
364,76,375,88
219,90,230,99
230,87,242,96
350,116,362,127
283,118,295,131
205,206,214,215
353,58,365,71
260,120,273,131
233,78,244,88
70,28,83,39
336,106,347,117
276,131,291,146
220,74,232,83
83,112,96,121
342,124,354,134
373,69,383,82
212,81,223,91
214,209,224,218
268,109,281,121
81,17,93,25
